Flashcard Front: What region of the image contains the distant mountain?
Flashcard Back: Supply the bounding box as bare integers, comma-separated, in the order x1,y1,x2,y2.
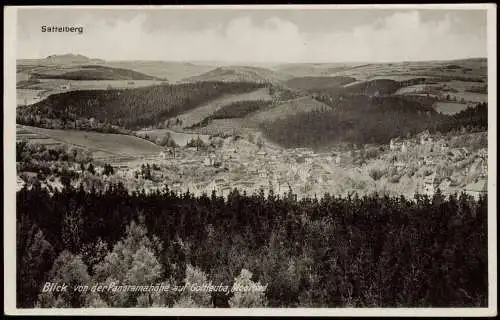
285,76,357,92
181,65,291,85
105,61,216,83
45,54,105,64
274,63,359,77
19,54,105,65
30,65,163,81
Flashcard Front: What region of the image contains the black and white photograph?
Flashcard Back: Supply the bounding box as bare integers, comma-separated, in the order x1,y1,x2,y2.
4,4,497,316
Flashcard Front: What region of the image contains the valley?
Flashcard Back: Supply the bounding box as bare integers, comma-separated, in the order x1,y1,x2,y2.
16,54,489,200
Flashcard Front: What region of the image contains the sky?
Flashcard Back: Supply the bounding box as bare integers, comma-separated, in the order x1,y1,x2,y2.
16,7,488,63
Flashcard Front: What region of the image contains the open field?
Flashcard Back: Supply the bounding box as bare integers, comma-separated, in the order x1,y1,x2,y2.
17,125,161,161
171,88,273,128
328,59,486,82
434,102,470,115
246,96,330,125
16,79,166,106
17,89,46,106
136,129,210,146
395,79,487,106
33,79,164,90
191,118,251,136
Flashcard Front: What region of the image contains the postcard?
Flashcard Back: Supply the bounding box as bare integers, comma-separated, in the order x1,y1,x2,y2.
4,4,497,316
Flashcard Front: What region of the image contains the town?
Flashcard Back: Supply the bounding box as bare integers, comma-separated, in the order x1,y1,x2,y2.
22,128,485,201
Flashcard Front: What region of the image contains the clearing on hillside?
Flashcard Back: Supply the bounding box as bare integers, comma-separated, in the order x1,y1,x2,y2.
170,88,273,128
17,125,161,161
246,96,331,125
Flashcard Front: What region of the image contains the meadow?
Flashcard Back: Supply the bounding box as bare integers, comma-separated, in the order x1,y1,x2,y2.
17,125,161,160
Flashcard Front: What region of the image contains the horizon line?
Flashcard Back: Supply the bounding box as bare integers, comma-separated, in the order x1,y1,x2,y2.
17,54,488,65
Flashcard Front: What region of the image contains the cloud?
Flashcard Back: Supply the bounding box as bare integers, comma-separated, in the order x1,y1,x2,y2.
17,10,487,62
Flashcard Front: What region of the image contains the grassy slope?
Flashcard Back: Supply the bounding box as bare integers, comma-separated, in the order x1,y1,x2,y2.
17,125,161,159
246,96,331,125
172,87,273,128
189,95,332,136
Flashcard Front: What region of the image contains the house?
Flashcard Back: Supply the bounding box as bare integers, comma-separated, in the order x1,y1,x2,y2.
440,143,450,153
478,148,487,159
95,166,104,175
450,148,466,160
394,161,406,169
203,157,213,166
390,137,403,150
401,142,409,153
419,131,433,145
464,179,487,199
423,156,435,165
159,151,166,160
295,148,314,155
336,154,342,164
61,83,71,90
256,151,267,157
422,172,439,196
480,160,488,176
438,177,454,192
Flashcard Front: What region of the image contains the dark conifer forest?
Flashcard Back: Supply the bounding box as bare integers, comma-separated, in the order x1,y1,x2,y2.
17,183,488,308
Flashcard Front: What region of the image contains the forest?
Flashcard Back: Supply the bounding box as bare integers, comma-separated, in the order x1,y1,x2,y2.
17,182,487,308
260,97,487,150
31,65,162,81
16,81,266,130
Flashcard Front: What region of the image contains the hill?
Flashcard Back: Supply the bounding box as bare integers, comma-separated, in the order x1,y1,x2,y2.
181,65,291,85
260,95,441,149
260,94,487,150
17,82,267,130
285,76,357,92
104,61,216,83
29,65,163,81
329,59,487,82
272,62,359,77
341,79,403,95
172,87,273,129
247,96,331,125
18,53,105,66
